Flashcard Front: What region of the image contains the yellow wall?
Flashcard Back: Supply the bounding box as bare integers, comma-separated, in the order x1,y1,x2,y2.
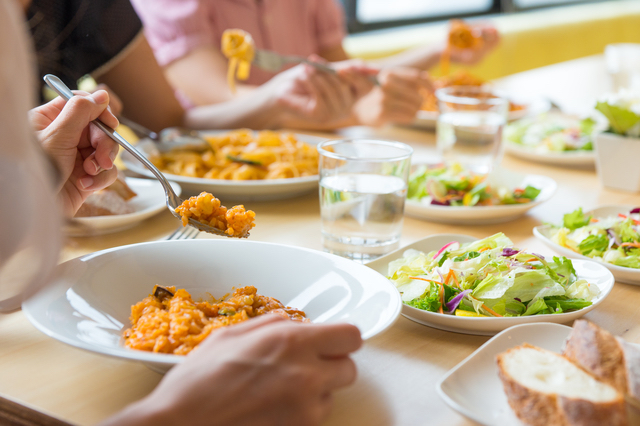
344,0,640,80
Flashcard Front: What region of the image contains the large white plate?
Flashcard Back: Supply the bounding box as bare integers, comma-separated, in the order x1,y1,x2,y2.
504,141,595,166
23,240,401,373
413,97,551,130
122,132,327,201
437,322,572,425
404,168,557,225
65,177,181,237
534,204,640,285
366,234,614,336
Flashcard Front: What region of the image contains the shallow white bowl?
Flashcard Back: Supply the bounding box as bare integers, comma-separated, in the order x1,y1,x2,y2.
504,141,595,166
123,132,326,201
65,178,181,237
404,168,557,225
366,234,614,336
23,240,401,373
534,204,640,285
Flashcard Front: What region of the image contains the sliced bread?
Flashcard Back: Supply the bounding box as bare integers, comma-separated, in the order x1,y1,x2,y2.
497,343,627,426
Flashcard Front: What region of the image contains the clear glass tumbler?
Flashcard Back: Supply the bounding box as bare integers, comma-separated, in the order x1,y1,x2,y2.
318,139,413,262
436,86,508,174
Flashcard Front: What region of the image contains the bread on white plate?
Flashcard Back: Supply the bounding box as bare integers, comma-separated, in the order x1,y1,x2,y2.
497,344,627,426
563,319,640,424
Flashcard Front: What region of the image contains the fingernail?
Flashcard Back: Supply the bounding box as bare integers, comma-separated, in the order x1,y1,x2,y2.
109,150,118,163
91,158,102,173
92,90,109,104
79,176,94,189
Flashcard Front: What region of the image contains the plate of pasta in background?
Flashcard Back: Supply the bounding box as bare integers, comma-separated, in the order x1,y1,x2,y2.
123,129,328,201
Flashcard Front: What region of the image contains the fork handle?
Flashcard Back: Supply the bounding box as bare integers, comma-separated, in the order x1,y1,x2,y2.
43,74,183,210
297,58,380,86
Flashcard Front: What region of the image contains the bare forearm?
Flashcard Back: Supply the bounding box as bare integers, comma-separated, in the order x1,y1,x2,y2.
371,43,444,71
184,89,285,130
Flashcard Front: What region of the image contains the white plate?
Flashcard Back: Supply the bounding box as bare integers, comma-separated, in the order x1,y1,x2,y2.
534,204,640,285
413,97,551,130
437,322,573,425
404,168,557,225
23,240,401,373
122,132,327,201
65,178,182,237
504,141,595,166
366,234,614,335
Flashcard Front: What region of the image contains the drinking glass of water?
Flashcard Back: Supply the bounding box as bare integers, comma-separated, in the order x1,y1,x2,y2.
436,86,508,174
318,139,413,262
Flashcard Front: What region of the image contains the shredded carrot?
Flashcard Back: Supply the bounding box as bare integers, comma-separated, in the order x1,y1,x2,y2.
409,277,443,284
590,218,599,223
451,272,460,288
479,247,490,252
620,242,640,248
481,303,503,317
438,283,445,314
619,213,628,219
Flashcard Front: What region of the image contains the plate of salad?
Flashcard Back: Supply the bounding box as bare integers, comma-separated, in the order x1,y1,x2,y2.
366,233,613,335
405,164,556,225
503,113,603,166
534,205,640,285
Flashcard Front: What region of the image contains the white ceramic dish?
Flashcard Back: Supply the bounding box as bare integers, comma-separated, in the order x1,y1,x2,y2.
366,234,614,336
504,141,595,166
437,322,572,425
122,131,327,201
66,178,181,237
534,204,640,285
23,240,402,373
438,322,640,425
404,168,557,225
413,97,551,130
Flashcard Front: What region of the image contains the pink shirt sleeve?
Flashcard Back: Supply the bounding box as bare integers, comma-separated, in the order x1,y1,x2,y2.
313,0,347,51
130,0,215,66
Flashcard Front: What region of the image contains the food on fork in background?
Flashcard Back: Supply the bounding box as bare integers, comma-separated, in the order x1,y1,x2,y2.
407,163,541,206
496,320,640,426
124,285,309,355
149,129,318,180
440,20,483,76
175,192,255,237
221,29,255,93
75,174,137,217
549,207,640,269
387,233,599,317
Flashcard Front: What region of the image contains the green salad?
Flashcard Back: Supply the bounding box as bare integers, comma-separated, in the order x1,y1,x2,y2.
387,233,599,317
407,163,541,207
549,207,640,269
505,113,598,152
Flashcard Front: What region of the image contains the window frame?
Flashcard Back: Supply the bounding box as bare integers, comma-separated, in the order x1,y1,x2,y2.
341,0,606,33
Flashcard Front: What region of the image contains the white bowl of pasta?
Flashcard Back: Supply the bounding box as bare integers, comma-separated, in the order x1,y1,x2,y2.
123,130,328,201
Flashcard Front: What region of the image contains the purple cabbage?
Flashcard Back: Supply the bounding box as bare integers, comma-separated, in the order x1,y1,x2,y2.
431,199,450,206
531,253,545,260
445,289,472,313
501,248,519,257
631,207,640,214
606,228,621,247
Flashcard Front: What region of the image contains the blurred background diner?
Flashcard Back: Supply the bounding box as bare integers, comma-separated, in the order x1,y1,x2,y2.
3,0,640,425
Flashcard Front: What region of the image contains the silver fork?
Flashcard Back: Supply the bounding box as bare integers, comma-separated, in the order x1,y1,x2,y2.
43,74,250,238
166,225,199,240
253,49,379,85
253,49,336,74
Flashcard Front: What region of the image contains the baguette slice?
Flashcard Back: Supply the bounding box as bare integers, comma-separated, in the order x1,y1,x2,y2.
563,319,640,424
497,344,627,426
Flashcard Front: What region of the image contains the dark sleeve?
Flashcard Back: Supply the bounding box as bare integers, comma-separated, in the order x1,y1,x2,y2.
28,0,143,92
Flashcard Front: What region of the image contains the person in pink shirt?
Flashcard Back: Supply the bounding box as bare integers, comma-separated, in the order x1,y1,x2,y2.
132,0,499,128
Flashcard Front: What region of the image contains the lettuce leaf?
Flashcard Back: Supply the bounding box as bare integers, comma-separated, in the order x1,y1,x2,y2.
563,208,591,230
578,234,609,256
595,101,640,135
